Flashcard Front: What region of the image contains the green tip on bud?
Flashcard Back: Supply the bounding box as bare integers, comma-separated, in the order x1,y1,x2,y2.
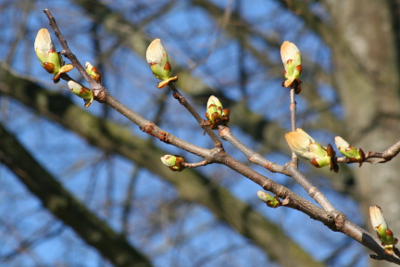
67,80,94,108
280,41,302,94
146,38,178,88
334,136,365,165
85,62,102,83
257,191,280,208
34,28,74,83
160,155,185,172
285,128,339,172
205,95,230,129
370,205,398,254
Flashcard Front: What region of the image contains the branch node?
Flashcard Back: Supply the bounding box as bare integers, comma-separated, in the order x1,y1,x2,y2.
140,122,169,143
94,87,107,102
325,211,346,232
282,196,291,206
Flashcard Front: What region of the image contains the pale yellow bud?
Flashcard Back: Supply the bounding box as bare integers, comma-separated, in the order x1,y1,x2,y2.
34,28,62,75
285,128,315,160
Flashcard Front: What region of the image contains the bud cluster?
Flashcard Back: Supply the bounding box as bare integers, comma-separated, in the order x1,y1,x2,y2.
205,95,230,129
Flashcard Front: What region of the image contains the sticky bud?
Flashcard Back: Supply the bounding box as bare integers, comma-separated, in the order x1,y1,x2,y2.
285,128,338,172
257,191,280,208
285,128,315,160
369,205,398,254
85,62,102,82
146,39,178,88
34,28,73,83
160,155,185,172
335,136,365,164
67,80,94,108
280,41,302,94
205,95,229,129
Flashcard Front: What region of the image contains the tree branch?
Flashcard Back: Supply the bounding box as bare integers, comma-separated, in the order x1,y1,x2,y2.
0,62,322,267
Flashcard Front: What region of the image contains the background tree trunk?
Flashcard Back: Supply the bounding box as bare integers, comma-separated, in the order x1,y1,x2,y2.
327,1,400,265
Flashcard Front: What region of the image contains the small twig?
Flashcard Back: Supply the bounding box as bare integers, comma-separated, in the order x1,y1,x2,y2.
218,125,279,170
105,94,212,158
290,88,296,131
289,87,298,165
182,160,209,168
168,82,222,147
286,166,336,212
365,140,400,163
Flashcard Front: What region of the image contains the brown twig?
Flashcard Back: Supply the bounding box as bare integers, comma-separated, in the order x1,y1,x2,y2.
168,83,222,147
218,125,336,212
182,160,210,168
289,87,298,166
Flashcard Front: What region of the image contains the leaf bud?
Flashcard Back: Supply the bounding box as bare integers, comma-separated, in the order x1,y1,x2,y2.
34,28,73,83
146,38,177,88
160,155,185,172
280,41,302,94
67,80,94,108
205,95,229,129
370,205,398,254
257,191,280,208
85,61,102,83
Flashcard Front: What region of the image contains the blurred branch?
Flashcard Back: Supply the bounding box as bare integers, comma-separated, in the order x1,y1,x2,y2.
121,166,140,234
0,123,153,267
0,223,63,263
193,0,343,134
